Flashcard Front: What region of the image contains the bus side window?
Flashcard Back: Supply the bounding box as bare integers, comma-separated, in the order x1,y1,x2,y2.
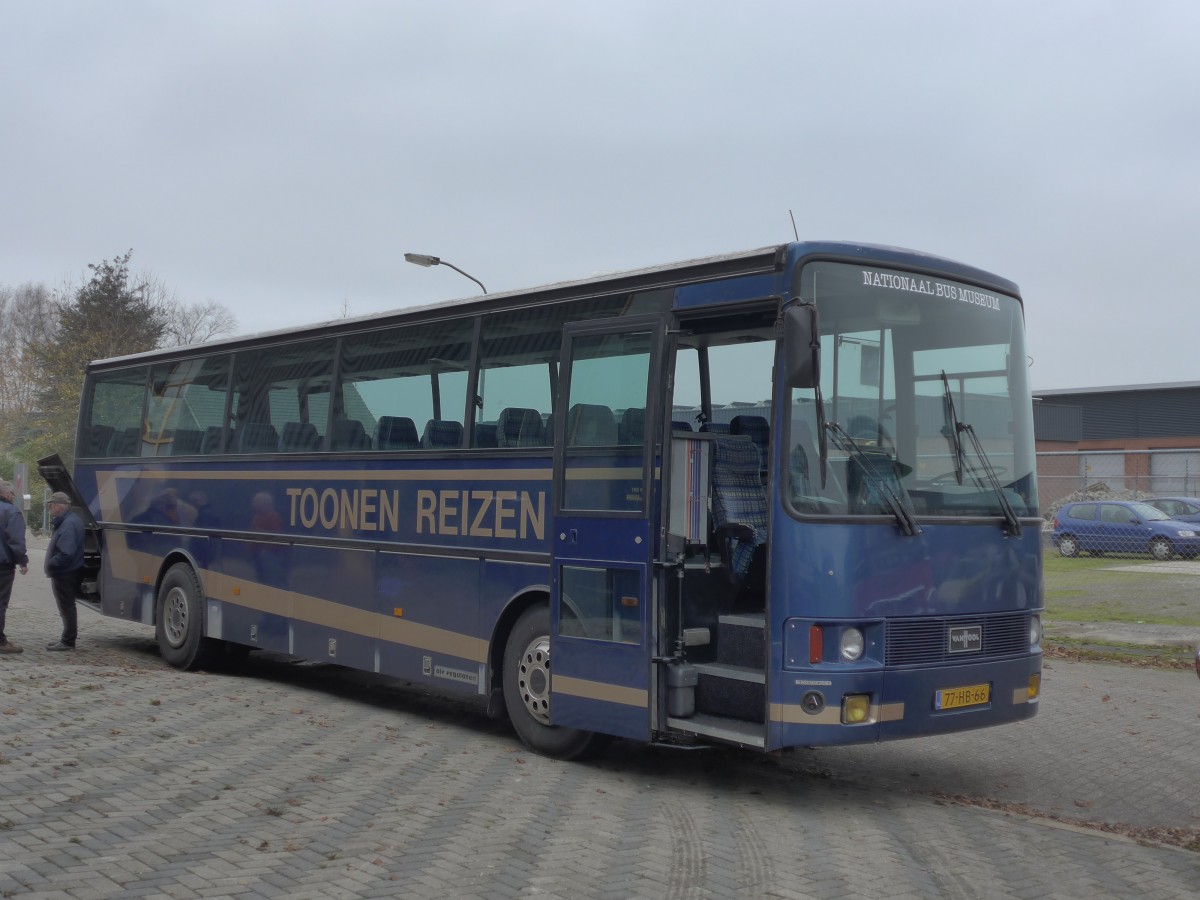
339,319,473,452
82,366,148,459
475,306,562,448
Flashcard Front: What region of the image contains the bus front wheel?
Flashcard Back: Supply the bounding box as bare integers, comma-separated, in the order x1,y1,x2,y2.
502,604,598,760
156,563,214,671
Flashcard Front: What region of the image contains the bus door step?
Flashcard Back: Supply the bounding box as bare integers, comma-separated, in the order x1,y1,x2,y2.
666,712,765,749
692,661,764,722
716,612,765,668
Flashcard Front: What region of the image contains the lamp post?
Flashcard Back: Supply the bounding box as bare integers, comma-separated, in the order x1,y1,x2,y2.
404,253,487,294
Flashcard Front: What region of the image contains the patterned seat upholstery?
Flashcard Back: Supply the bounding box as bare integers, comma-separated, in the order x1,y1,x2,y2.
107,427,141,457
473,423,498,448
710,435,768,583
700,421,730,435
330,419,370,451
421,419,464,449
618,407,645,445
496,408,545,447
201,426,227,454
280,421,321,452
671,420,693,433
566,404,616,446
731,414,770,468
375,416,419,450
84,425,114,457
237,422,279,453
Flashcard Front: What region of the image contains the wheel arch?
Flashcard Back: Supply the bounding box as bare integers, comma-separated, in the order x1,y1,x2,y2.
488,585,551,699
152,549,206,625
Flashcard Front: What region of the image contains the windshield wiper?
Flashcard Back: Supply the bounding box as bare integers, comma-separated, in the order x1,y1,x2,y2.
940,371,967,487
826,421,921,537
939,370,1022,536
959,422,1022,536
815,384,828,489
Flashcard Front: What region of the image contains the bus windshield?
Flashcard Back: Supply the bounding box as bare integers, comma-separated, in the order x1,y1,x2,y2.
787,261,1037,521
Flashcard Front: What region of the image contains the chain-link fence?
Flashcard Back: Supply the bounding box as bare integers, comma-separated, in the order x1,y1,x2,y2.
1038,448,1200,515
1037,448,1200,623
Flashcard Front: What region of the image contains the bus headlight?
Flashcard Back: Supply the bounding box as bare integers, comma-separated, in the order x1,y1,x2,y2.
1029,614,1042,648
839,627,864,662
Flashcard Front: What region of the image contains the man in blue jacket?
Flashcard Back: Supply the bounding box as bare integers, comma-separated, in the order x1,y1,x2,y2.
0,479,30,654
44,491,85,651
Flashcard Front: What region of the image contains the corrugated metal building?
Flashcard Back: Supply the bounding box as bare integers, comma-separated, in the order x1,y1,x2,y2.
1033,382,1200,508
1034,382,1200,448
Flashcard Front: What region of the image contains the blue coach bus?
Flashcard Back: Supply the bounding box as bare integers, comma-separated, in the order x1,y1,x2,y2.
41,241,1042,758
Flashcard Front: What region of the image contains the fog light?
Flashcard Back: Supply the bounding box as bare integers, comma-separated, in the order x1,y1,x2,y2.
842,693,871,724
839,627,864,662
1029,614,1042,647
1028,673,1041,700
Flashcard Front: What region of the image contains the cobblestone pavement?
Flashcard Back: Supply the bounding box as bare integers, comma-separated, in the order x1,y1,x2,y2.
1,553,1198,898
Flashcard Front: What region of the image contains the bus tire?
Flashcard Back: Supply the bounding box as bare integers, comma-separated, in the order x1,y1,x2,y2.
155,563,214,671
502,604,598,760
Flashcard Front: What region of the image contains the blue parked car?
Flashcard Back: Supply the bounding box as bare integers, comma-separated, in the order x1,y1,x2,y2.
1144,496,1200,523
1051,500,1200,560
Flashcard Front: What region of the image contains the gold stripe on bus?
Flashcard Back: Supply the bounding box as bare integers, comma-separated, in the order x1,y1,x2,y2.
202,571,488,662
769,700,904,726
552,675,647,708
880,701,904,721
769,702,840,726
106,538,162,585
97,521,488,663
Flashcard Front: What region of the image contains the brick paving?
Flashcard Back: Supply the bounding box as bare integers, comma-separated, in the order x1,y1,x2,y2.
1,543,1197,898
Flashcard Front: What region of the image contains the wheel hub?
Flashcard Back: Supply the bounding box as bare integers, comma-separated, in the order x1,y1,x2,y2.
163,587,189,648
517,635,552,725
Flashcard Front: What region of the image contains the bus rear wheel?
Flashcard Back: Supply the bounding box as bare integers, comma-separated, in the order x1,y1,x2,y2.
156,563,214,671
502,604,598,760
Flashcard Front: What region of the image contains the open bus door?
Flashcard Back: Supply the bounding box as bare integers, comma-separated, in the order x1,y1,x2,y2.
549,316,665,742
36,453,103,611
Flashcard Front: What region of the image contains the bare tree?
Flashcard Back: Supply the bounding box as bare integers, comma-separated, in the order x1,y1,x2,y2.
160,298,238,347
0,282,56,415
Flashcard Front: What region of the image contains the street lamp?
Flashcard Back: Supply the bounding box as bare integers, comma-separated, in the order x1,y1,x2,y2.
404,253,487,294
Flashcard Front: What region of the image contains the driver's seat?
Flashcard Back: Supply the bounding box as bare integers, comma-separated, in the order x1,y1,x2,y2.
710,435,768,588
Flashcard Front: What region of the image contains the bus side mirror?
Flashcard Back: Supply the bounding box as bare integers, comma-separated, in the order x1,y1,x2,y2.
783,303,820,389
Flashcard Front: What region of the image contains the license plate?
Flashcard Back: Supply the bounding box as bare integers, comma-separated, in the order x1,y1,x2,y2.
935,682,990,711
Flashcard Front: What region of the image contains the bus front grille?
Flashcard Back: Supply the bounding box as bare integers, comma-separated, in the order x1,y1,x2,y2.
885,612,1032,667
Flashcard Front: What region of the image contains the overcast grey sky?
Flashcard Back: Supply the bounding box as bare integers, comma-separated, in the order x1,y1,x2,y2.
2,1,1196,391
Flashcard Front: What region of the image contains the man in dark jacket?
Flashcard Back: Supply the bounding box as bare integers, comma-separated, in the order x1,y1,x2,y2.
44,491,85,651
0,479,30,654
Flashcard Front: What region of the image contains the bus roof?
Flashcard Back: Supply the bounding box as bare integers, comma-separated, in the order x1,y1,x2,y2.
87,240,1018,370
